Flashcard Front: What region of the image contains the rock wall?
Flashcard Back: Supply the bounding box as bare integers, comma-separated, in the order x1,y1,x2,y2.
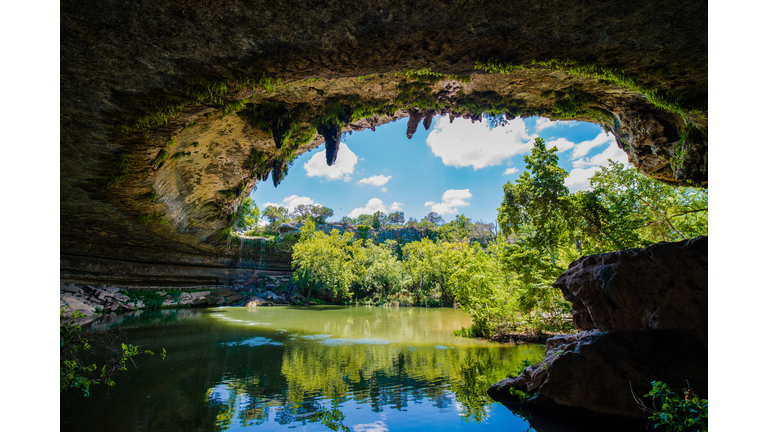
488,237,708,420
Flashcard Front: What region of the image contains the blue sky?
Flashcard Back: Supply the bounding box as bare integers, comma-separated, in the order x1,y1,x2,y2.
251,115,629,224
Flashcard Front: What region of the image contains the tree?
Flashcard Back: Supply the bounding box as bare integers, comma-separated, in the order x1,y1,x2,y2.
372,211,387,228
355,214,375,227
233,197,260,231
439,214,473,242
291,220,360,304
339,216,354,225
263,205,289,225
589,161,708,245
310,205,334,223
387,211,405,226
291,204,313,221
422,212,445,226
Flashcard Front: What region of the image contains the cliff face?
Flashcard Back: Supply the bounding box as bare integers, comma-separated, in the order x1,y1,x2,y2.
61,0,707,285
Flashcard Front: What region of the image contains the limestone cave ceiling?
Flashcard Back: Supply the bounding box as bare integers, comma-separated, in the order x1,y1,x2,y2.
60,0,707,264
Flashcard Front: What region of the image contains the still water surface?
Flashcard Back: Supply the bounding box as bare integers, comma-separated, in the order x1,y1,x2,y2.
61,306,545,431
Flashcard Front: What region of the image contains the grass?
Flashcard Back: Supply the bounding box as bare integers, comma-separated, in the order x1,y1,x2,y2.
105,153,132,188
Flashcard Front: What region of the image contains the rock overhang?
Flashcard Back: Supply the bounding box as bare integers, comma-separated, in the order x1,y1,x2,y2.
60,0,707,278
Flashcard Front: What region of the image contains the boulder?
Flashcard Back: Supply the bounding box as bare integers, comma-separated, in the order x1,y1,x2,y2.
489,237,708,420
61,295,97,316
209,290,244,305
62,284,83,294
244,298,273,307
553,236,708,342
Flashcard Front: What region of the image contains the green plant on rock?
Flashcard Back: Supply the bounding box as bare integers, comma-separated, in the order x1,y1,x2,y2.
475,57,705,115
633,381,708,432
106,153,132,188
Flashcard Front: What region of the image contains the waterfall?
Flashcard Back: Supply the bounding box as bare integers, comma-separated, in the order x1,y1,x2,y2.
258,239,265,269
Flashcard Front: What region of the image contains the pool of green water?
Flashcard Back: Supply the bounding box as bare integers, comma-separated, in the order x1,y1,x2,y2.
60,306,546,431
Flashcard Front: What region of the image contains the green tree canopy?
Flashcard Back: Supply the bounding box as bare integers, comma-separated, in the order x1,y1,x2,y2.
234,198,260,230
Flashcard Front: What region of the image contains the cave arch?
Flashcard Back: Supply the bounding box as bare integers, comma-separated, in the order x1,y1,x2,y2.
60,0,707,285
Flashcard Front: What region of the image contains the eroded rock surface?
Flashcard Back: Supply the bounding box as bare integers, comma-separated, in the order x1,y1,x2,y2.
488,237,708,420
61,0,707,286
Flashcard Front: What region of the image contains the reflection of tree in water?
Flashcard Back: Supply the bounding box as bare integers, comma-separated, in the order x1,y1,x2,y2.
203,339,544,430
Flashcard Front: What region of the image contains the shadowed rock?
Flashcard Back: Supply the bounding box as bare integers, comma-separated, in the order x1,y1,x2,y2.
406,110,423,139
488,237,708,420
317,123,342,166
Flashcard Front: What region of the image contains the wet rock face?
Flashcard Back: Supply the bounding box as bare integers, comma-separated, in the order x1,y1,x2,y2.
488,237,708,420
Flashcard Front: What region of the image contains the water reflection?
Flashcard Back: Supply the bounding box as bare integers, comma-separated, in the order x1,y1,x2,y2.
61,307,544,432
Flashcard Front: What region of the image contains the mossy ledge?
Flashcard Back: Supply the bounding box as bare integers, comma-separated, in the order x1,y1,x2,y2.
61,0,706,286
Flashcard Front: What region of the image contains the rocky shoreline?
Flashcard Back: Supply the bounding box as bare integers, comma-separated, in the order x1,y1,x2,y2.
59,273,311,324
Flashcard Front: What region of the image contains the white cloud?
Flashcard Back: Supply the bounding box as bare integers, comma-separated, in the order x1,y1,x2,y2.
303,143,358,181
348,198,402,218
565,167,602,192
570,132,614,159
534,118,579,132
425,116,535,169
502,167,519,176
572,141,629,169
358,175,392,186
425,189,472,215
546,137,576,153
353,421,389,432
380,187,387,193
262,195,320,212
567,137,630,192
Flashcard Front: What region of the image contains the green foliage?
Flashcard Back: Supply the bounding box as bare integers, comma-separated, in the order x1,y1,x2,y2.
60,307,166,396
636,381,708,432
233,197,260,231
313,399,351,432
475,57,705,115
124,289,167,309
130,74,281,132
106,153,132,188
153,149,169,168
589,161,708,243
292,220,361,304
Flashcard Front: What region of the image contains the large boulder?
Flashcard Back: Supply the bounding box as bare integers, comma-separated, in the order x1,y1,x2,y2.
554,236,708,343
489,237,708,420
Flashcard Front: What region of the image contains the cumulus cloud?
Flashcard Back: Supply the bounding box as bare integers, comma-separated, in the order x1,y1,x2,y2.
546,137,576,153
353,421,389,432
348,198,402,218
534,118,579,132
262,195,319,212
566,135,630,191
358,175,392,186
502,167,519,176
425,189,472,215
425,116,535,169
570,132,614,159
303,143,358,181
572,142,629,169
565,167,602,192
